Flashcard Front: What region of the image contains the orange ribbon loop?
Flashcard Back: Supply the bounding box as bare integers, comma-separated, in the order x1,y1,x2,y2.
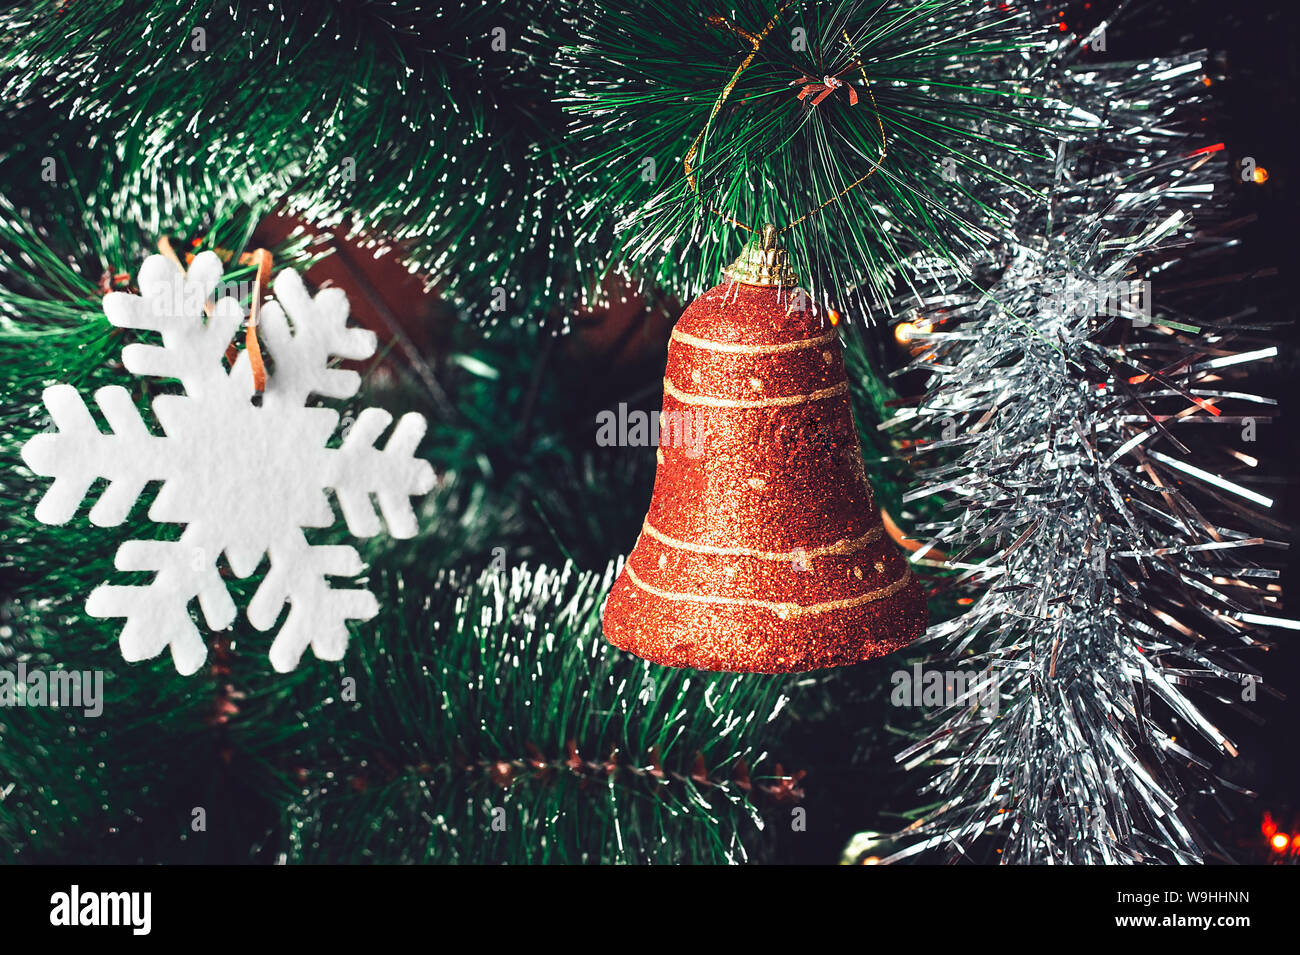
687,15,887,236
245,249,271,398
157,237,271,397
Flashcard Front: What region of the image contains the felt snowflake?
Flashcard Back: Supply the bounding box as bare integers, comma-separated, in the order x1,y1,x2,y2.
20,251,435,674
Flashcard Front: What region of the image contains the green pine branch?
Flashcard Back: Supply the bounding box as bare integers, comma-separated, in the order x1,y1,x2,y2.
277,562,803,864
560,0,1063,318
0,0,581,322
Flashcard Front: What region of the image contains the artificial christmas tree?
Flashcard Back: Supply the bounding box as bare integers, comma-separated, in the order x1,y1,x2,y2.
0,0,1290,872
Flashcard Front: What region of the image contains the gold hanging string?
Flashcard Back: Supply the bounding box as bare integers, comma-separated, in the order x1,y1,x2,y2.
685,17,887,236
684,6,792,233
780,31,886,234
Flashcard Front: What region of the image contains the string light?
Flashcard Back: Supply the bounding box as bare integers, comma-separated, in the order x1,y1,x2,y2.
894,318,932,345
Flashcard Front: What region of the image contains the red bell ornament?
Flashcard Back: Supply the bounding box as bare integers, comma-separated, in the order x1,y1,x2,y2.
602,226,927,672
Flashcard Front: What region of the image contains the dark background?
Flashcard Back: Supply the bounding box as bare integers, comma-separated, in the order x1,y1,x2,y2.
1115,0,1300,865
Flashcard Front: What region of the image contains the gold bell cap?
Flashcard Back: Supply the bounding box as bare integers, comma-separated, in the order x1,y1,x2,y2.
723,224,798,288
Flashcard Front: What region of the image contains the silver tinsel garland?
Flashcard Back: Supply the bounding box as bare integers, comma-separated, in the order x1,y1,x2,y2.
876,22,1285,863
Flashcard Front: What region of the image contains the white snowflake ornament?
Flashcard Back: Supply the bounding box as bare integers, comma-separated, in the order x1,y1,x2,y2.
20,251,436,674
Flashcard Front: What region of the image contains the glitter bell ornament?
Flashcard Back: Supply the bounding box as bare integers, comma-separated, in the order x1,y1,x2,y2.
602,226,928,672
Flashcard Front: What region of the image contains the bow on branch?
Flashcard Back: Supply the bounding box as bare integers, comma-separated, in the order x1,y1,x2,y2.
792,73,859,106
